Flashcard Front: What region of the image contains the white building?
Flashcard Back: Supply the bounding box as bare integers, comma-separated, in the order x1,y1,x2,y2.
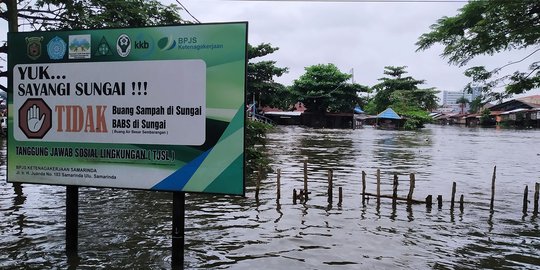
441,86,482,113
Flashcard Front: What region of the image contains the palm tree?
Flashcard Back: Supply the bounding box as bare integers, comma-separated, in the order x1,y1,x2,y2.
456,96,469,114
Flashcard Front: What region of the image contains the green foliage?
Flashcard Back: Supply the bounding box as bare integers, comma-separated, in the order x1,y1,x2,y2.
497,120,510,128
455,95,469,114
372,66,439,114
247,43,290,109
244,43,288,173
417,0,540,98
1,1,185,103
245,120,273,173
401,111,432,130
455,96,469,106
291,63,369,113
393,104,432,130
370,66,438,129
271,85,298,110
468,96,483,113
480,108,492,126
12,0,187,30
364,100,378,115
355,94,371,113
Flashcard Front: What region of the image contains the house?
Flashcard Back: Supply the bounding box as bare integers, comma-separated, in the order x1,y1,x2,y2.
353,105,366,129
374,108,403,129
261,102,306,125
489,95,540,127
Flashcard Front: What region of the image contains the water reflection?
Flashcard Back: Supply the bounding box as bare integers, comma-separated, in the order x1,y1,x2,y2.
406,204,414,222
1,126,540,269
12,184,26,236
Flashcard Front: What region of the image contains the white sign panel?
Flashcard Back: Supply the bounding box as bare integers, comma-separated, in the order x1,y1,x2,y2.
14,60,206,145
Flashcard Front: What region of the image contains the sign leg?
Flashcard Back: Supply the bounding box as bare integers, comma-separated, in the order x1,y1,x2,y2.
172,192,185,269
66,185,79,257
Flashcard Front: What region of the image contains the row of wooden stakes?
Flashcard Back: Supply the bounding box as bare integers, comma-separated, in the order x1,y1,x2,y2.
254,164,540,215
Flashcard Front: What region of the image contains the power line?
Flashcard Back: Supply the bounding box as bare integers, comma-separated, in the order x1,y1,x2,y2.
175,0,201,23
227,0,471,2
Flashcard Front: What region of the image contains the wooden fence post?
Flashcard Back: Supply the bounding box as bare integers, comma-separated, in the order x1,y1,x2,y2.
303,160,308,201
523,185,528,215
276,169,281,201
407,173,415,203
255,171,261,200
376,169,381,203
426,195,432,209
451,182,456,211
534,183,539,215
392,173,398,205
490,166,496,211
338,187,343,207
328,169,333,204
437,195,443,210
459,194,464,212
362,171,366,203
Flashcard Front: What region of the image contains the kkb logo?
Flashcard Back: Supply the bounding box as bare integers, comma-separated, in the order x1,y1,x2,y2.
135,40,149,49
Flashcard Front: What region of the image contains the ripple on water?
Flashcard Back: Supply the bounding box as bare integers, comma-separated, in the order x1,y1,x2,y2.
2,126,540,268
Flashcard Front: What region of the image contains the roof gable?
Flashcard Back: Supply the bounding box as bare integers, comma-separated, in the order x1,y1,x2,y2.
377,108,401,119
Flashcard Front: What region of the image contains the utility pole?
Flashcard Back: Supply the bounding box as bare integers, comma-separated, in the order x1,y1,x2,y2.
7,0,18,33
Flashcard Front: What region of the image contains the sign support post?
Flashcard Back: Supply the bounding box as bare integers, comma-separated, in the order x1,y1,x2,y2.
172,192,185,269
66,185,79,257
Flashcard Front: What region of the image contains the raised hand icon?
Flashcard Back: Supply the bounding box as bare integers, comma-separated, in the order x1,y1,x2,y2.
27,104,45,132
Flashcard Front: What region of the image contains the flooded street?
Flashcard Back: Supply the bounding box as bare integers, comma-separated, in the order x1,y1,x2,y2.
1,125,540,269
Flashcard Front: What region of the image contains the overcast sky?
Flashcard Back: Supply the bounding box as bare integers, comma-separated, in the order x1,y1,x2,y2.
175,0,539,100
1,0,538,100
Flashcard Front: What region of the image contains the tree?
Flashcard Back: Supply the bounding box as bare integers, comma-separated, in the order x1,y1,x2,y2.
5,0,185,30
247,43,289,109
416,1,540,100
468,95,484,114
369,66,439,129
1,0,186,92
245,120,272,173
479,108,493,126
370,66,439,114
455,96,469,114
291,63,368,113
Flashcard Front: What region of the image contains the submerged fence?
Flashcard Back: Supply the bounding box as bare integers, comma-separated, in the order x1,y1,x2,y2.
253,162,540,217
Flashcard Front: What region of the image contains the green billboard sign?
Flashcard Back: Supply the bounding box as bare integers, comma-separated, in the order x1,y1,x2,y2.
7,22,247,195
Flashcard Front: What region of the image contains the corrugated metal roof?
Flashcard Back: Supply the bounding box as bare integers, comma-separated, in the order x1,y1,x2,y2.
354,106,364,114
517,95,540,105
500,108,528,115
265,111,302,116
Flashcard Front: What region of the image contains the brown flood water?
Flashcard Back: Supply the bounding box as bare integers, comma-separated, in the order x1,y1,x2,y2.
1,124,540,269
